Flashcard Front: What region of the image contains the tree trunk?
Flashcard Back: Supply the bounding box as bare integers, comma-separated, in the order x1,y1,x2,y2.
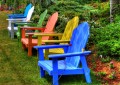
110,0,120,22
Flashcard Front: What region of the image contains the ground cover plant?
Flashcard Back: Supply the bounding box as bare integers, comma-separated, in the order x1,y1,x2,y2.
90,15,120,59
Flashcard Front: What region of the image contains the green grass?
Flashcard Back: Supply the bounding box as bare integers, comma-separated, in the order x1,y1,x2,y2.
0,11,101,85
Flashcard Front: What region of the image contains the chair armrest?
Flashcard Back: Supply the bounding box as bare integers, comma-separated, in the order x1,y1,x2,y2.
20,27,46,31
21,28,46,38
34,44,70,60
48,51,91,59
34,33,63,37
8,14,24,16
12,21,34,26
11,16,26,18
34,44,70,49
42,40,70,43
8,14,25,18
6,18,25,21
26,32,62,37
26,32,63,45
13,21,32,24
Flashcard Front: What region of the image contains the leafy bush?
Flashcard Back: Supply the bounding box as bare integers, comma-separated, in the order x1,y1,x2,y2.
10,0,110,33
90,15,120,58
45,1,107,32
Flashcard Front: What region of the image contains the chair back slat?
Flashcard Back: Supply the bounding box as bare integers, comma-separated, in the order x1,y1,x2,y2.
65,22,90,67
37,9,48,27
24,3,32,17
60,16,79,44
25,6,34,21
42,12,58,40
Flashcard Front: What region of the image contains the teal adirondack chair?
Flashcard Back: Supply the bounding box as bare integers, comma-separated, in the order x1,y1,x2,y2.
7,6,34,39
16,9,48,42
34,22,91,85
8,3,32,19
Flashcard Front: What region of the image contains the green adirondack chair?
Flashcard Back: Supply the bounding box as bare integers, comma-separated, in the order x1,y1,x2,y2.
15,9,48,42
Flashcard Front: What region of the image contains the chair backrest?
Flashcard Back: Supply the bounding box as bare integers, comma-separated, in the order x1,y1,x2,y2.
65,22,90,67
25,6,34,21
42,12,58,40
23,3,32,17
37,9,48,27
61,16,79,42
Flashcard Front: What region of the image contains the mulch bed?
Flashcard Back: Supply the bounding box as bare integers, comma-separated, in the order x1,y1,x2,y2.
87,55,120,85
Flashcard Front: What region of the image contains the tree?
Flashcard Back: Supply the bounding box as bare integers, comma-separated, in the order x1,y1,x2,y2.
110,0,120,22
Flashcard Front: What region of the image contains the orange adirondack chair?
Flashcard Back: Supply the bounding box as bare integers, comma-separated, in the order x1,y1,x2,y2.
20,12,58,56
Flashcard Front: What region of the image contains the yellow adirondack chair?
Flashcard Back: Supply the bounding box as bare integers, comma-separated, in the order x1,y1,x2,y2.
34,16,79,57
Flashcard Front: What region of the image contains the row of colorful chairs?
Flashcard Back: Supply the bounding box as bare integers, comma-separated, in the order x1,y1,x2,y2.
6,3,92,85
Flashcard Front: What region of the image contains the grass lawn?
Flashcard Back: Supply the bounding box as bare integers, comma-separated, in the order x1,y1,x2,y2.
0,11,101,85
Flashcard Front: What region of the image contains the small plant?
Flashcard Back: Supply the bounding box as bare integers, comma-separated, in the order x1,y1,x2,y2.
108,71,116,80
109,61,114,69
97,72,107,78
100,56,111,63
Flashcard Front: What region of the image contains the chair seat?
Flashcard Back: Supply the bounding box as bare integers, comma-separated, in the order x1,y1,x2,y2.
21,38,38,45
8,27,18,31
38,60,78,75
49,48,64,54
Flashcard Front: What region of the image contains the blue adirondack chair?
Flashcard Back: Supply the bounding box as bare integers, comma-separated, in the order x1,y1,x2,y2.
8,3,32,19
34,22,92,85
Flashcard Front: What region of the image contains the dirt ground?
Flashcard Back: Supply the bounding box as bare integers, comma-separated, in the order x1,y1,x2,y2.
87,55,120,85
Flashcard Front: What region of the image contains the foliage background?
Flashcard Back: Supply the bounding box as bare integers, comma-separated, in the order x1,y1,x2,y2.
1,0,120,60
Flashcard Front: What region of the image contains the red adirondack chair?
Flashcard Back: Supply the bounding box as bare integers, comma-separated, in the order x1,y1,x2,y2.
20,12,58,56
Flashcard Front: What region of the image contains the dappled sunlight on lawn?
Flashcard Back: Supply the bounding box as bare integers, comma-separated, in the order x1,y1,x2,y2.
0,11,12,30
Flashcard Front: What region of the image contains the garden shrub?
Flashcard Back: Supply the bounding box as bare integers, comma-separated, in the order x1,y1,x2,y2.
9,0,110,34
90,15,120,58
45,1,107,32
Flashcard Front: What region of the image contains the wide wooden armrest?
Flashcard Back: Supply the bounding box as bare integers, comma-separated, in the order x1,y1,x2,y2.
34,33,63,37
34,44,70,60
8,16,25,18
11,16,25,18
34,33,63,45
6,18,24,21
8,14,23,16
12,21,32,24
12,21,33,26
42,40,70,43
25,33,35,35
34,44,70,49
8,14,24,17
26,32,62,36
48,51,91,59
20,27,46,31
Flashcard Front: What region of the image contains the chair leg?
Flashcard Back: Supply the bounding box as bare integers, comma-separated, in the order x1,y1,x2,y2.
44,49,49,59
22,43,26,50
28,46,32,56
53,74,59,85
40,67,45,78
84,70,91,83
81,56,91,83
